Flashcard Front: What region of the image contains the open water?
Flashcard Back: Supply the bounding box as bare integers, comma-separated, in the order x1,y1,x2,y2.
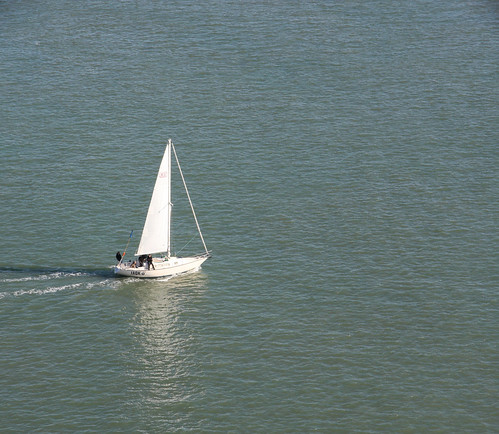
1,1,498,432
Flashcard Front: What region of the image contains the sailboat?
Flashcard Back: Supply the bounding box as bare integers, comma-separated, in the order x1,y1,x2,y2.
114,139,210,278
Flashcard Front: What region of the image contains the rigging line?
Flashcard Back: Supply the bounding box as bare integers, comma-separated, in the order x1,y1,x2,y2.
171,141,209,255
119,230,133,264
176,235,197,255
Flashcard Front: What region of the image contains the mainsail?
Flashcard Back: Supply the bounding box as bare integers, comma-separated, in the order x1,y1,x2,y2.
135,141,172,256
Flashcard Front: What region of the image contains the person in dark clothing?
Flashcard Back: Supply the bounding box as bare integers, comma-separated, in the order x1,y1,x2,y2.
116,251,122,262
138,255,146,267
147,254,155,270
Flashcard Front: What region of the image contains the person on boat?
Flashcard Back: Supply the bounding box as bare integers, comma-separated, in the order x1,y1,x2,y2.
147,254,155,270
138,255,146,267
116,251,122,262
130,260,137,268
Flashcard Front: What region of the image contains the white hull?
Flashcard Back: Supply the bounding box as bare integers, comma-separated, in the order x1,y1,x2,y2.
114,255,208,278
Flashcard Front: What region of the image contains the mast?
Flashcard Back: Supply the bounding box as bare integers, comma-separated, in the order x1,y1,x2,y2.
166,139,172,257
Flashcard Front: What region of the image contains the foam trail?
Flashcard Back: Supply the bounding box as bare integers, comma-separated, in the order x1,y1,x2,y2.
10,282,85,297
0,271,86,283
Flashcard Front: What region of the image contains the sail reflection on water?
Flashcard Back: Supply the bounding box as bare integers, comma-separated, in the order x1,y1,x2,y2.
125,274,209,410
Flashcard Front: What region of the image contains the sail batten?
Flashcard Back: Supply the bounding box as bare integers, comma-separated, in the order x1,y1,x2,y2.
135,141,172,256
